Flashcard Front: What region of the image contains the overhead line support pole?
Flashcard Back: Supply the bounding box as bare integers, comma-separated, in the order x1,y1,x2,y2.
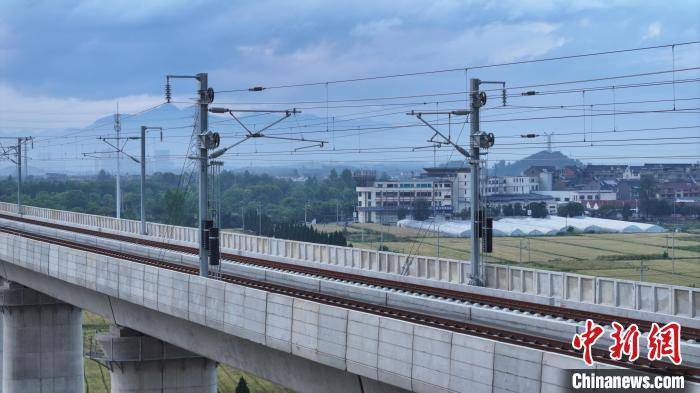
141,126,146,235
115,111,122,219
469,78,482,286
139,126,163,235
198,72,210,278
17,137,22,215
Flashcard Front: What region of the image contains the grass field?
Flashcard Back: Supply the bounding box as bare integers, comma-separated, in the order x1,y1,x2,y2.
82,312,292,393
313,223,700,287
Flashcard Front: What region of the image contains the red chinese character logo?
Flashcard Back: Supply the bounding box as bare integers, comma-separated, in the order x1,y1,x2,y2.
609,322,640,361
572,319,604,366
647,322,682,365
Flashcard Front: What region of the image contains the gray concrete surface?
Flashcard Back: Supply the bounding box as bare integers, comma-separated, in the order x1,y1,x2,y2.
97,326,217,393
5,218,699,353
0,280,83,393
3,204,698,321
2,226,699,392
0,310,3,393
0,261,410,393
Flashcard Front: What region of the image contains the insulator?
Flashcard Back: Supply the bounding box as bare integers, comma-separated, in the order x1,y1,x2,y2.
165,82,172,103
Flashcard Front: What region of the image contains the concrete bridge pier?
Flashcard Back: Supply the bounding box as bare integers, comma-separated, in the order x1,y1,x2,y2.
0,308,3,393
97,326,218,393
0,280,84,393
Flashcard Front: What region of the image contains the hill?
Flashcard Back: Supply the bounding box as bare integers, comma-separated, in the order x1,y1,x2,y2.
491,151,581,176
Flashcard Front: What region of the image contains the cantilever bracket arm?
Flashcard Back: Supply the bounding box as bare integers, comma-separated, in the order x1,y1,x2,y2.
98,139,140,163
413,114,471,159
227,110,295,137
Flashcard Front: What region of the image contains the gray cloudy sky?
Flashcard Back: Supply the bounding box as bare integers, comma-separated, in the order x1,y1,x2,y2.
0,0,699,170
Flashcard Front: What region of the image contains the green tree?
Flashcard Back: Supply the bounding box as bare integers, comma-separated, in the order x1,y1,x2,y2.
412,198,431,221
639,175,657,218
396,207,408,220
595,204,618,219
529,202,548,218
235,377,251,393
557,202,584,217
163,189,187,226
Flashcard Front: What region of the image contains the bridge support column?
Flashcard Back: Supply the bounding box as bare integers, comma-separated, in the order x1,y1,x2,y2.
0,280,83,393
0,306,3,393
96,326,217,393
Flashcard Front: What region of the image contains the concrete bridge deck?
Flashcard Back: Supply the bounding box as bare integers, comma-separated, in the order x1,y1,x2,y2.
0,204,698,392
1,217,699,392
0,202,697,328
4,215,700,364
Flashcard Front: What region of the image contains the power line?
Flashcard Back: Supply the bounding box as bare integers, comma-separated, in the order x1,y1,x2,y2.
214,41,700,93
206,69,700,108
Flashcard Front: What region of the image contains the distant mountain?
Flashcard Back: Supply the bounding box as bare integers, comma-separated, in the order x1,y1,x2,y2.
491,151,582,176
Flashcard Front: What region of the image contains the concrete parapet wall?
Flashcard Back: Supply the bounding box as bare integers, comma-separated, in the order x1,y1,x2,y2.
4,216,700,344
0,230,651,393
1,202,698,322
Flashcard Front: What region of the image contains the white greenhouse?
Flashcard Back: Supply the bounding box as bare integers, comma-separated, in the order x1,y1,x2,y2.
396,216,666,237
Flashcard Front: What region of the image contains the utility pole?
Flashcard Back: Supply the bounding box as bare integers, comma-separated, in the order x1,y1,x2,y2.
257,202,262,235
468,78,482,285
379,214,384,250
115,109,122,219
519,238,523,263
23,140,28,178
1,137,32,215
166,73,217,277
197,73,211,278
83,134,140,220
16,138,22,214
436,223,440,258
407,77,503,285
138,126,163,235
83,107,128,219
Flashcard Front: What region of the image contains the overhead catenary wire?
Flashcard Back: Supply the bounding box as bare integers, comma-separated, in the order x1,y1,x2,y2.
203,68,700,109
214,41,700,93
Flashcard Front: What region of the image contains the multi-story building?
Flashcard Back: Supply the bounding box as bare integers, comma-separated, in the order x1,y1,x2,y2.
582,164,629,181
356,179,453,223
657,181,700,201
485,176,543,195
536,190,617,204
640,163,698,182
355,167,554,223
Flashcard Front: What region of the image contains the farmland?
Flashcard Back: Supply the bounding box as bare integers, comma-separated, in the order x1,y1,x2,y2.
315,223,700,287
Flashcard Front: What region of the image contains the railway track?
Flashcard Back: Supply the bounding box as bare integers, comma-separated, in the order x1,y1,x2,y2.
1,224,698,382
1,212,700,343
